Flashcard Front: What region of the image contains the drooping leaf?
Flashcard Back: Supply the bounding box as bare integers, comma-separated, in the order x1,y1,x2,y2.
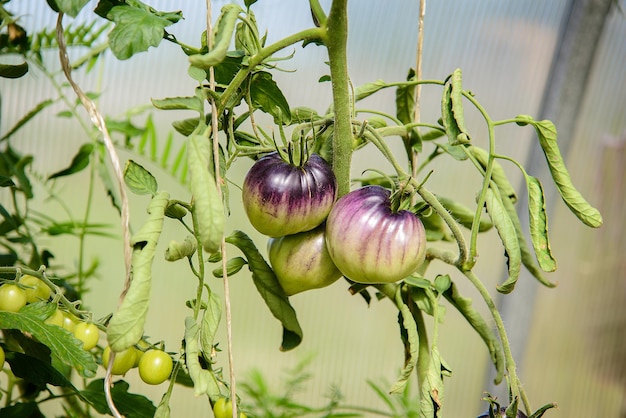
212,256,247,277
184,316,221,399
199,289,222,364
441,69,470,147
531,118,602,228
468,146,517,202
0,303,98,378
395,69,422,152
354,79,387,102
437,196,493,232
48,143,94,180
81,379,156,418
0,62,29,79
526,176,557,272
187,132,224,253
226,230,303,351
107,191,169,352
420,347,451,418
389,294,418,394
250,71,291,124
443,282,504,384
123,159,158,196
189,4,243,69
484,186,521,294
164,235,196,261
151,96,204,113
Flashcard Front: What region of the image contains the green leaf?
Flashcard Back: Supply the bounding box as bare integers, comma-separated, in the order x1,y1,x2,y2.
437,196,493,232
184,316,221,398
468,146,517,202
6,351,78,389
0,303,98,378
529,403,558,418
188,132,224,253
106,6,180,60
484,186,521,294
226,230,303,351
498,184,557,288
212,256,247,277
47,143,94,180
396,69,422,152
0,62,28,79
420,347,450,417
199,289,222,364
107,191,169,352
0,402,44,418
526,176,557,272
164,235,197,261
532,119,602,228
354,79,387,102
443,282,504,384
54,0,90,17
250,71,291,124
151,96,204,113
173,117,201,137
123,159,158,195
189,4,243,69
389,294,418,394
0,175,15,187
441,69,470,147
81,379,156,418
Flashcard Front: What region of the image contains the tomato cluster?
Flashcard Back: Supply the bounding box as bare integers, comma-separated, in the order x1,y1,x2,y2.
102,344,173,385
0,274,53,313
243,153,427,293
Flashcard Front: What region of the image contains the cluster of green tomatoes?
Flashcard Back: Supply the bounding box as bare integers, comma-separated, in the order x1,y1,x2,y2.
0,275,172,386
242,152,427,295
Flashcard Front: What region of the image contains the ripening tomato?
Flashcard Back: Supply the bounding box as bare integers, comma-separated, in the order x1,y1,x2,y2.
268,225,342,296
325,186,427,283
242,152,337,237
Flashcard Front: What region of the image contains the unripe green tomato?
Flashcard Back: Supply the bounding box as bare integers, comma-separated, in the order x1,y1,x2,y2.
45,309,65,327
268,225,342,296
0,284,27,312
0,346,5,369
102,346,137,375
73,322,100,350
61,312,78,332
138,349,173,385
213,398,247,418
18,275,51,303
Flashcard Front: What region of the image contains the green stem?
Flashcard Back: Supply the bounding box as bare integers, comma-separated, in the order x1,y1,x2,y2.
308,0,327,26
324,0,352,197
218,27,323,114
462,269,531,414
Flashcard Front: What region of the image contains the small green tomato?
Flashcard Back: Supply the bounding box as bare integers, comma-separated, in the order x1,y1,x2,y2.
138,349,173,385
0,284,27,312
102,346,137,375
73,322,100,350
19,275,51,303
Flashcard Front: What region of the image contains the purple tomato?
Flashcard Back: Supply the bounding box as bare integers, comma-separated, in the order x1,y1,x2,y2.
325,185,427,283
242,152,337,237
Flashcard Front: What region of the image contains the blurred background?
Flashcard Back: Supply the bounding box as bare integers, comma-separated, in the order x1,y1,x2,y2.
1,0,625,416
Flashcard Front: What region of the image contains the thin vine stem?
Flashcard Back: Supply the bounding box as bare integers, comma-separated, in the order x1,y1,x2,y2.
205,1,237,415
462,269,531,414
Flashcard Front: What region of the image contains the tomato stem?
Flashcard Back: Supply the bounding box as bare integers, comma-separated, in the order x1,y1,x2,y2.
324,0,353,197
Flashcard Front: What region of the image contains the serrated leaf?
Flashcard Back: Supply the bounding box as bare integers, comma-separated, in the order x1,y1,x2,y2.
48,143,94,180
189,4,243,69
484,186,521,294
250,71,291,124
107,6,178,60
123,159,158,195
526,176,557,272
81,379,156,418
1,99,55,142
226,230,303,351
54,0,90,17
107,191,169,352
0,303,98,378
0,62,29,79
533,119,602,228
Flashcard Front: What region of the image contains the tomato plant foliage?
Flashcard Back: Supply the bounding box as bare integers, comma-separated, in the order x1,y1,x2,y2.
0,0,603,417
